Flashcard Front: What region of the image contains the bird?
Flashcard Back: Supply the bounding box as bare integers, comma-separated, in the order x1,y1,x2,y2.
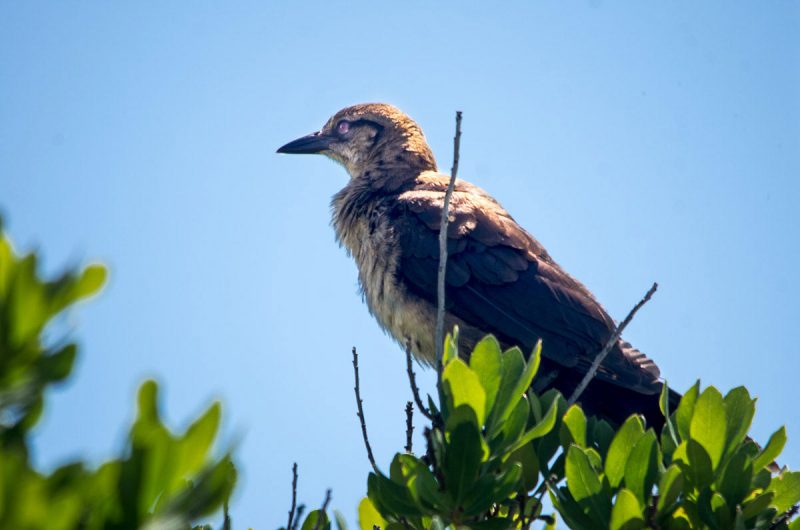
277,103,676,428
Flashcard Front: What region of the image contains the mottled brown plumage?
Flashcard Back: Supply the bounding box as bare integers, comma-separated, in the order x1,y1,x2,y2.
278,103,675,427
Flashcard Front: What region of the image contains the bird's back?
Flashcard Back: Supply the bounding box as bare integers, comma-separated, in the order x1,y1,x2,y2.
378,172,674,425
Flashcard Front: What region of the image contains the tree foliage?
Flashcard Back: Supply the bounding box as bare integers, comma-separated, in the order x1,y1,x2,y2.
1,221,797,529
355,333,800,530
0,223,235,530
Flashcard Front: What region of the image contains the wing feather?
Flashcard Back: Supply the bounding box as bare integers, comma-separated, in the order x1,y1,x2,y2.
392,174,660,392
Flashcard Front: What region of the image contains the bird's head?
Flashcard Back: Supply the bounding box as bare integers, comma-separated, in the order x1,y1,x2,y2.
277,103,437,182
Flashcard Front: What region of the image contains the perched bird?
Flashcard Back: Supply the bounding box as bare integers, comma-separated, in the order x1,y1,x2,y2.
277,103,675,428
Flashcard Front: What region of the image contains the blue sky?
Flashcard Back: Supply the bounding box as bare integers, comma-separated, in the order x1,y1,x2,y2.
1,1,798,527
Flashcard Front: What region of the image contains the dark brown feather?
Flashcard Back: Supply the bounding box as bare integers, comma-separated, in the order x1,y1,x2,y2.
391,172,662,396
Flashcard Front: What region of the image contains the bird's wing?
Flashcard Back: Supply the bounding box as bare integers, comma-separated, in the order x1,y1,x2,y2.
391,174,660,392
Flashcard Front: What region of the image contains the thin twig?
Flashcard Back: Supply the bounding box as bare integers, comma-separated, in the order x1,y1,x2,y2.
405,340,433,420
291,505,305,530
770,504,799,530
312,489,332,530
435,110,463,380
405,401,414,453
568,282,658,405
287,462,298,530
223,498,231,530
352,347,379,473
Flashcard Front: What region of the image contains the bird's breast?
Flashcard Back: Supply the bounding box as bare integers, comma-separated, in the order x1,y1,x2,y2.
332,199,437,363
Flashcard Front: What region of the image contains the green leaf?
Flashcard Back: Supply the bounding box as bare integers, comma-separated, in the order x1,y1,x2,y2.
358,497,386,530
512,340,541,403
504,393,560,455
39,344,78,382
624,430,660,504
550,487,600,530
179,402,221,477
661,424,679,463
75,264,107,299
487,347,524,432
656,464,684,517
675,381,700,441
534,389,568,466
717,446,753,506
528,389,543,422
753,426,787,472
740,491,774,521
444,418,484,504
301,510,330,530
605,415,646,488
610,488,646,530
461,473,501,517
397,454,445,512
560,405,587,449
470,335,503,417
710,492,732,529
660,381,679,446
442,358,487,426
592,419,616,460
723,387,755,458
689,386,727,470
334,510,348,530
369,473,422,517
566,445,611,526
492,461,523,502
674,440,713,490
768,471,800,514
507,443,539,491
491,396,528,452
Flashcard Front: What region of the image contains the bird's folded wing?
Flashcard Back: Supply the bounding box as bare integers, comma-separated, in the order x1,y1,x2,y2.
391,176,660,391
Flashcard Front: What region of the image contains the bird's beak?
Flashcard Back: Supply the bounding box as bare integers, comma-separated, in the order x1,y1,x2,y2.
276,131,334,154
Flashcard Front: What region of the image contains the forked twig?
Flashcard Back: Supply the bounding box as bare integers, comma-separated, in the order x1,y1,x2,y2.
291,505,305,530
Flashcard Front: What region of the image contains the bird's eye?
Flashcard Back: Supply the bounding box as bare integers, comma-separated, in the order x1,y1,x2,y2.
336,120,350,135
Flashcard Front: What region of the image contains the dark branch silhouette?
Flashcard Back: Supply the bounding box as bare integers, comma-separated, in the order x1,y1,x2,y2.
312,489,332,530
352,347,379,473
405,341,433,420
286,462,298,530
405,401,414,453
291,505,305,530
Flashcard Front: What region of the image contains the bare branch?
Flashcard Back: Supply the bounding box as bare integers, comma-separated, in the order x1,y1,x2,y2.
405,340,433,420
352,347,379,473
568,282,658,406
312,489,332,530
770,504,799,530
435,111,463,380
287,462,298,530
223,498,231,530
404,401,414,453
291,505,305,530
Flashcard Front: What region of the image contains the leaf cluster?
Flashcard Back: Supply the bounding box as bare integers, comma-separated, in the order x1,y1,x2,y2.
357,331,800,530
360,334,563,529
0,225,235,530
552,382,798,530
